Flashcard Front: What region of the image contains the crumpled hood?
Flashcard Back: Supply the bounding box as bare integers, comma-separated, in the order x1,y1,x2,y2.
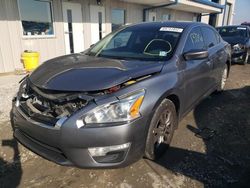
29,54,163,91
222,36,247,46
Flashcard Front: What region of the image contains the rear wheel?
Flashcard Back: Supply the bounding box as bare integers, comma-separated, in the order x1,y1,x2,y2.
144,99,177,160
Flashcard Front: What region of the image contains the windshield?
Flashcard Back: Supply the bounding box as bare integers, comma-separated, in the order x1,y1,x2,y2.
217,26,247,38
86,26,182,61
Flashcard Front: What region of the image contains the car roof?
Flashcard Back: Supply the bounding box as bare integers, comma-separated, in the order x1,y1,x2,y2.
126,21,209,31
216,25,249,29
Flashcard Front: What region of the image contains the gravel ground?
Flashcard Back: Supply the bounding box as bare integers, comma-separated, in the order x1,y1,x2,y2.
0,75,24,122
0,65,250,188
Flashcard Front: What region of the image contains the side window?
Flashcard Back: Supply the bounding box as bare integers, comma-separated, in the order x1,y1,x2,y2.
18,0,54,37
201,27,218,48
111,9,126,31
184,27,205,52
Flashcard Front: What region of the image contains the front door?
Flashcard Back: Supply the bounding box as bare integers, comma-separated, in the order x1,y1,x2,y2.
182,26,213,111
90,5,106,45
62,2,84,54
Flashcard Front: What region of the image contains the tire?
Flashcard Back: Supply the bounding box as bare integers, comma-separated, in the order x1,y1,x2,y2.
217,64,228,92
144,99,177,160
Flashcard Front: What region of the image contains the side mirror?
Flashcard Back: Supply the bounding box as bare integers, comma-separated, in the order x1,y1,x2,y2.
183,50,209,61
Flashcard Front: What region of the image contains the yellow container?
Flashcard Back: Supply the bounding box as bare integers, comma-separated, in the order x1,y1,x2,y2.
21,51,40,71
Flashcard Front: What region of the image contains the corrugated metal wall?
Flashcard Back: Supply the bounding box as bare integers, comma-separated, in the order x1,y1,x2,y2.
0,0,16,72
0,48,4,72
0,0,65,73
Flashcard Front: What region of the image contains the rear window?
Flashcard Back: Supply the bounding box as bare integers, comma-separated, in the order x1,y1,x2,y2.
217,26,247,38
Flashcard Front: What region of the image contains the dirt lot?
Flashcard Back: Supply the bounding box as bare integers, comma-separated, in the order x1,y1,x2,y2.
0,64,250,188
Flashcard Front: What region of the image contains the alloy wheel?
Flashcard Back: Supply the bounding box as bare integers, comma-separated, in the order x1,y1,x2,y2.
152,110,173,155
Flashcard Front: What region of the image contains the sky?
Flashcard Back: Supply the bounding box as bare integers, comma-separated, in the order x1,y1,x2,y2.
233,0,250,24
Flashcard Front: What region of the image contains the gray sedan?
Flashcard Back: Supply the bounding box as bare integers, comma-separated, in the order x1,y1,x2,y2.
11,22,231,168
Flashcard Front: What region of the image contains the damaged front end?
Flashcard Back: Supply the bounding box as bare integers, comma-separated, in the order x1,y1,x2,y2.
14,78,92,127
13,72,154,129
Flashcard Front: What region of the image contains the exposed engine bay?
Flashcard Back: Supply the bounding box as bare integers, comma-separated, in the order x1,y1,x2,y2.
16,79,89,125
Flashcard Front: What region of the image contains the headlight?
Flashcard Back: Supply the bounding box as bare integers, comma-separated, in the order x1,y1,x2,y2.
77,90,145,127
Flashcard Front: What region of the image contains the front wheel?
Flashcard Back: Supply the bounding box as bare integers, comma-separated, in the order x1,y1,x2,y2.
144,99,177,160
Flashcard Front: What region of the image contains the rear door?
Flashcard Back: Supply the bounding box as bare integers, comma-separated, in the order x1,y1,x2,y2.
182,26,213,111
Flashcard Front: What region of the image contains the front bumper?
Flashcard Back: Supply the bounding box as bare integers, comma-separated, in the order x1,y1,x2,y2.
11,103,149,168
